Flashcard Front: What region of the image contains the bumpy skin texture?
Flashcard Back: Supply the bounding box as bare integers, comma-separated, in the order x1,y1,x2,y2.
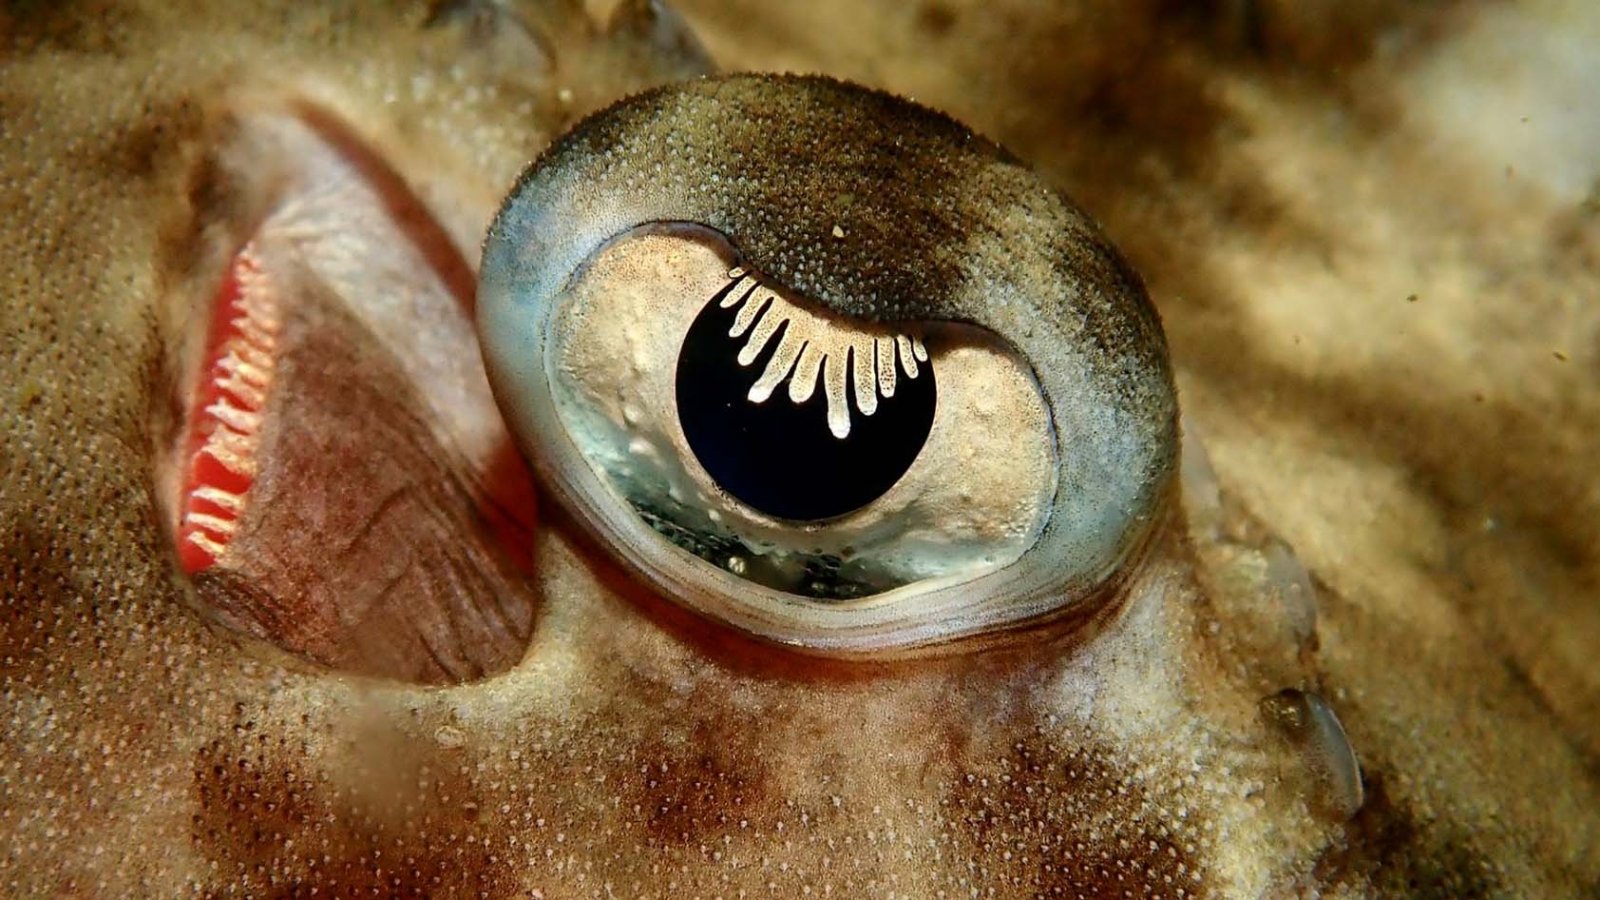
482,74,1176,647
2,0,1599,897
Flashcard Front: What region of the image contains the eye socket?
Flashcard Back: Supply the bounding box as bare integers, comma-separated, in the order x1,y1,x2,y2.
478,74,1178,655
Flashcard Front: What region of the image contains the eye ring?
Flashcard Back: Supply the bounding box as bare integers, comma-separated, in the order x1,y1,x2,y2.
478,74,1178,655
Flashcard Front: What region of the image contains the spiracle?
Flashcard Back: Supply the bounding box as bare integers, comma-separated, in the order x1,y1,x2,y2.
478,74,1177,654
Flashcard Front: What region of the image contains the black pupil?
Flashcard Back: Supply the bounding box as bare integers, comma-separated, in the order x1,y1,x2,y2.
674,283,936,522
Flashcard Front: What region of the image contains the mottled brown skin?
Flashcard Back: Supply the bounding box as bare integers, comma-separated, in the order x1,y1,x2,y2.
2,1,1599,898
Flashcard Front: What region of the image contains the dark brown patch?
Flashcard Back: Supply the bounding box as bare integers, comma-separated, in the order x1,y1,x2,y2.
1187,0,1468,77
1,0,145,55
0,524,73,677
191,713,514,897
622,713,776,849
916,2,957,37
941,732,1207,897
584,655,801,853
88,95,208,182
150,114,257,303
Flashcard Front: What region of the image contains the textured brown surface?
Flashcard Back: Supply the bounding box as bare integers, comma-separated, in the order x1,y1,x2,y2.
2,0,1598,896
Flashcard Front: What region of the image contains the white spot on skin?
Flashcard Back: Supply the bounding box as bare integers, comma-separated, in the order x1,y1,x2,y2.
434,724,467,748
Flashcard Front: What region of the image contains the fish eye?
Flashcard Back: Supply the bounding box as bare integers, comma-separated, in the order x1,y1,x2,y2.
538,224,1054,604
675,265,938,523
478,74,1178,655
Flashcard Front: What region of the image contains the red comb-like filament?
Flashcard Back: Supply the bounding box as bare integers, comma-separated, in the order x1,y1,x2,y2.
177,244,280,574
